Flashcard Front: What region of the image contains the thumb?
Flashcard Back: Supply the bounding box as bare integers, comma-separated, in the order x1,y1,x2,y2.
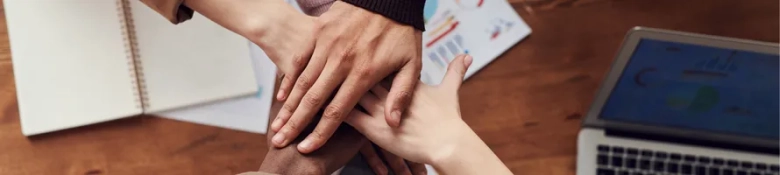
385,63,420,128
440,54,472,92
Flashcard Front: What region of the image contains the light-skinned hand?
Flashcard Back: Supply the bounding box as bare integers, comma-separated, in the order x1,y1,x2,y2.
270,1,423,153
345,54,472,164
345,54,512,175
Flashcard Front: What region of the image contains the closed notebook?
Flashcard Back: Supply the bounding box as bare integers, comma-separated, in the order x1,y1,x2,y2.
5,0,257,135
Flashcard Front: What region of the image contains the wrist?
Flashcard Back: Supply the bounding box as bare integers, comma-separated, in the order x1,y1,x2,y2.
240,3,315,56
259,147,327,174
430,122,509,175
184,0,299,46
234,0,297,43
428,121,479,166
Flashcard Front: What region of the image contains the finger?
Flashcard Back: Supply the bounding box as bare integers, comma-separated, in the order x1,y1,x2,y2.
380,148,412,175
275,64,345,148
344,110,389,143
385,62,421,127
276,69,284,78
270,44,329,132
406,161,427,175
370,85,389,100
440,54,472,92
276,75,295,101
270,43,330,144
298,68,380,153
358,91,383,115
343,110,377,131
360,143,389,175
276,39,314,101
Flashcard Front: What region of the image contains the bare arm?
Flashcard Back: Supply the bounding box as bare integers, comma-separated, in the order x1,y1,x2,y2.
182,0,319,99
182,0,301,47
431,124,511,175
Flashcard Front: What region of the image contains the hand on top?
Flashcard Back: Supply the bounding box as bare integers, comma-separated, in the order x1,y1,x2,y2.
269,1,423,154
187,0,423,154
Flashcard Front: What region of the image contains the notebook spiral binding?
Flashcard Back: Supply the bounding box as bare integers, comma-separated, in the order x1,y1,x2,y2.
117,0,149,109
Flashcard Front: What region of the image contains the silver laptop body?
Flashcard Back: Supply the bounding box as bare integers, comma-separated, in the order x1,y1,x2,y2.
577,27,780,175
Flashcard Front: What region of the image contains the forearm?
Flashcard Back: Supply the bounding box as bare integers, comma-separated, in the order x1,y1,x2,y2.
258,145,327,174
432,123,512,175
259,115,328,174
259,100,327,174
260,121,365,174
182,0,296,44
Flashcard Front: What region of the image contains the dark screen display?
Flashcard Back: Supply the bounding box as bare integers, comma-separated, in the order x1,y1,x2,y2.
600,39,779,139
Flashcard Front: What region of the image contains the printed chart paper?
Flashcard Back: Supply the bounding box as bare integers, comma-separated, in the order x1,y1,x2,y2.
420,0,531,85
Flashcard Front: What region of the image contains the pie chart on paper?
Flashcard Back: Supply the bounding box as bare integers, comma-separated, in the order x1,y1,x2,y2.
424,0,438,22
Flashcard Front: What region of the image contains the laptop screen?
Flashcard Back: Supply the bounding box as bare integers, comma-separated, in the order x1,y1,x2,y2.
600,38,779,139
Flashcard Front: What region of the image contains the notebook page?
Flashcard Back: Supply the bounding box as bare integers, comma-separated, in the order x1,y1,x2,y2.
157,43,276,134
5,0,142,135
128,0,256,112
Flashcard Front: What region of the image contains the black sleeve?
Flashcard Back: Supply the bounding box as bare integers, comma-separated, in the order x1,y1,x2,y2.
340,0,426,31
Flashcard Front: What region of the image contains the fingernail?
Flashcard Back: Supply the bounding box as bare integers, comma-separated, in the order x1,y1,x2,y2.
276,91,285,100
464,55,473,67
272,134,286,146
392,111,402,122
271,119,281,131
377,166,388,175
298,139,312,151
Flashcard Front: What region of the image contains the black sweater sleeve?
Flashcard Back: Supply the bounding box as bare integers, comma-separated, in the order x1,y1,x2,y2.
340,0,426,31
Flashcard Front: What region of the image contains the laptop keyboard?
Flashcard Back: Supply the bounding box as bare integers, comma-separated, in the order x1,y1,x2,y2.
596,144,780,175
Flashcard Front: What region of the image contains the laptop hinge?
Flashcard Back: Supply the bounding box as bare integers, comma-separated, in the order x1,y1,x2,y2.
604,128,779,155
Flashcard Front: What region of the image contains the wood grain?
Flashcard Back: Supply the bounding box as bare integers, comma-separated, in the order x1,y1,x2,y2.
0,0,776,174
0,2,9,62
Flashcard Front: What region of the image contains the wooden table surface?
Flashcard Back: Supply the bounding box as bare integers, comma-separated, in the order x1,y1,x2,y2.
0,0,777,174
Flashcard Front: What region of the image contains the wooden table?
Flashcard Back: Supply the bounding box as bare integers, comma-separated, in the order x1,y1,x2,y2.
0,0,777,174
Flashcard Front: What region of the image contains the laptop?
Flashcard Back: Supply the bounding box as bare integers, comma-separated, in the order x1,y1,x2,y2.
577,27,779,175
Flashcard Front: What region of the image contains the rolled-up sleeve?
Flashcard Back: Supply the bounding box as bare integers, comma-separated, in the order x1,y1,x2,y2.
296,0,336,16
139,0,194,24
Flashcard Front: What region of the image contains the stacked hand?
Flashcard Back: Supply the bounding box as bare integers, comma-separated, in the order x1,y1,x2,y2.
345,54,474,165
269,2,426,174
186,0,426,174
260,77,426,175
346,55,513,175
267,1,423,154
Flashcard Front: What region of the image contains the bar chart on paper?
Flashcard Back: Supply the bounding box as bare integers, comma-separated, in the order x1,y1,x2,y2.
420,0,531,85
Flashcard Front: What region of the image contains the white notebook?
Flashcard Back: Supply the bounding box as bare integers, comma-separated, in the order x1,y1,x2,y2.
157,43,277,134
6,0,257,135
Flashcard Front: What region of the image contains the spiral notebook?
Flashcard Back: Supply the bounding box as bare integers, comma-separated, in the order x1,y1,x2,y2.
6,0,257,135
